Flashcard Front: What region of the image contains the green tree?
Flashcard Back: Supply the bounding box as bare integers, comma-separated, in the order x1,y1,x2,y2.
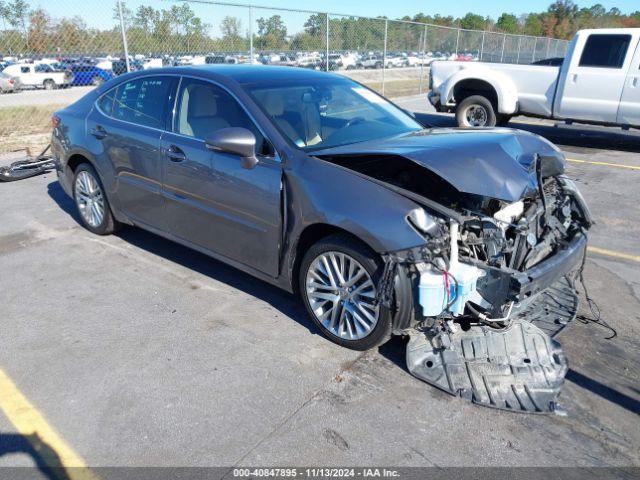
522,14,543,36
496,13,519,33
459,13,486,30
256,15,287,50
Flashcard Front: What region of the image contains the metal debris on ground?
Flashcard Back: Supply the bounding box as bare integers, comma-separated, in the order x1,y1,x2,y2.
0,145,55,182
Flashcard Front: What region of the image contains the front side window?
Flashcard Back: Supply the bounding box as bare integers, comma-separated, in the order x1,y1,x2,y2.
112,76,173,129
579,34,631,69
174,78,271,155
21,66,29,74
245,78,422,151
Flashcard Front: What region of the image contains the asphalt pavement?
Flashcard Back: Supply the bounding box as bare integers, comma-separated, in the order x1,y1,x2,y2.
0,99,638,475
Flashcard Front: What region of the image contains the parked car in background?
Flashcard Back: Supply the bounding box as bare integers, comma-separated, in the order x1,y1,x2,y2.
2,62,71,89
357,54,384,69
67,64,113,86
429,28,640,128
0,71,21,92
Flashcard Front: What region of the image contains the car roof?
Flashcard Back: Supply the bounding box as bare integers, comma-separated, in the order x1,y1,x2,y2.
128,64,347,86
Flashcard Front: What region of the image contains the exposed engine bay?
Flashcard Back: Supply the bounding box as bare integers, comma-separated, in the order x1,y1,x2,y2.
319,151,593,414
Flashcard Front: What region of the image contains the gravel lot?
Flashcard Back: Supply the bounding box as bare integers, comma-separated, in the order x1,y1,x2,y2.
0,97,639,475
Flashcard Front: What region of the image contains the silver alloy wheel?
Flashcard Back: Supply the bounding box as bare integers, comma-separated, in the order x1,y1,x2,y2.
464,104,488,126
305,251,379,340
75,170,105,228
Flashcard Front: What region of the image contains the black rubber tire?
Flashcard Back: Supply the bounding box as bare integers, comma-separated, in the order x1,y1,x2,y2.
43,79,55,90
497,114,512,127
72,163,121,235
299,233,392,351
455,95,497,127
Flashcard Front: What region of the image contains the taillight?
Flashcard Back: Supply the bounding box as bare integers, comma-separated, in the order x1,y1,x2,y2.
8,79,13,85
51,115,60,129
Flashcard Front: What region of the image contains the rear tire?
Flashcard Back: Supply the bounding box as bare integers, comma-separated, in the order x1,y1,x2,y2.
456,95,497,127
299,234,392,351
43,79,55,90
73,163,121,235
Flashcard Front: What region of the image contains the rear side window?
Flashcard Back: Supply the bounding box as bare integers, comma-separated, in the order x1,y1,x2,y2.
21,66,29,73
97,90,116,117
112,76,173,129
579,34,631,68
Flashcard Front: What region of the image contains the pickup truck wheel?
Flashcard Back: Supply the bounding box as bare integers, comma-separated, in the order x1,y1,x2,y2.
43,79,55,90
299,234,392,351
456,95,497,127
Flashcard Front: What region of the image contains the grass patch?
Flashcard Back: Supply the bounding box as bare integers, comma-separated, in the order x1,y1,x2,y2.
0,104,64,154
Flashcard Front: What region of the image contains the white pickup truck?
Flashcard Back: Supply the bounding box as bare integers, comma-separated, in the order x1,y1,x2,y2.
428,28,640,129
3,63,72,90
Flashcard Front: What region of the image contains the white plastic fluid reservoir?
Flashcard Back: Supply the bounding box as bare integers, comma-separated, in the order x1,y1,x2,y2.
417,267,447,317
417,263,481,317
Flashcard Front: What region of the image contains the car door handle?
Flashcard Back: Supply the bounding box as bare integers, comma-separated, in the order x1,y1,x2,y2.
90,126,107,139
571,74,578,83
166,145,186,162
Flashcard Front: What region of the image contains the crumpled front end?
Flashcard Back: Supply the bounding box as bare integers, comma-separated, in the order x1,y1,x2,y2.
378,158,592,414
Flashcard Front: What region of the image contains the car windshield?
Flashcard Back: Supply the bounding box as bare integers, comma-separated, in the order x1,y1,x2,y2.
244,78,422,151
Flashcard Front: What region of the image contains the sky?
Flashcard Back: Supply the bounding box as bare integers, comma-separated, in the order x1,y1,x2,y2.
35,0,640,33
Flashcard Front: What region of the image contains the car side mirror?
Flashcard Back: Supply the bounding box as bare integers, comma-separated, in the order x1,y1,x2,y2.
205,127,258,169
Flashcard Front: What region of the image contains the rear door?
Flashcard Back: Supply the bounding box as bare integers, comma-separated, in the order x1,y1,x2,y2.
556,33,634,123
88,75,176,229
160,77,282,276
617,37,640,127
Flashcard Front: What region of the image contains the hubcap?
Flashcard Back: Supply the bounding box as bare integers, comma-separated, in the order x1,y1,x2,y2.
75,171,105,228
305,252,379,341
465,104,488,126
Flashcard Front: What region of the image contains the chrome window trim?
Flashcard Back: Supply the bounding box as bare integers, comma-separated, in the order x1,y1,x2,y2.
94,71,281,163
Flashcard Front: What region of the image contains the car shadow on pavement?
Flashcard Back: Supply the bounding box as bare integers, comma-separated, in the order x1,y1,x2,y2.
0,432,70,479
46,180,318,338
413,112,640,154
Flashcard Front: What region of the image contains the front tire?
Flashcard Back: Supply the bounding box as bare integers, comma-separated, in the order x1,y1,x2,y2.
43,79,55,90
299,234,392,351
456,95,497,127
73,163,120,235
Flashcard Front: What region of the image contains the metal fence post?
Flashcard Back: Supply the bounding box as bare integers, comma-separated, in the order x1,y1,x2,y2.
117,0,130,72
546,37,551,59
382,19,388,96
455,28,460,56
419,24,427,94
325,13,329,72
249,6,254,64
500,34,506,63
532,37,537,62
480,32,485,61
516,36,521,64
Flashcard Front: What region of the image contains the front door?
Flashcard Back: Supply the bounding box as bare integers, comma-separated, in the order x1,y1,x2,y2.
617,39,640,127
556,33,634,123
161,77,282,276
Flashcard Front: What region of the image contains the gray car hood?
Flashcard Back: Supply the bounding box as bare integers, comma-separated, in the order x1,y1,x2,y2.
313,128,563,202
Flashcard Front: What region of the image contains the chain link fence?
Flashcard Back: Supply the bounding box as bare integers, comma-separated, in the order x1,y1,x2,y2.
0,0,569,152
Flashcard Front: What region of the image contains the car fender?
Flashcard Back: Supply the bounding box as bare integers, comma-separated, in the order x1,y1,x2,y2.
285,156,430,256
441,66,518,115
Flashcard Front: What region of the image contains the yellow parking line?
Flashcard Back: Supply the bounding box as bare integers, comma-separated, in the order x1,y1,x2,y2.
0,368,99,480
567,158,640,171
588,246,640,263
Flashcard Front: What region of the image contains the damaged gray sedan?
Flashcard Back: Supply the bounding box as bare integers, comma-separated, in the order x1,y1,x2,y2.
52,66,592,413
